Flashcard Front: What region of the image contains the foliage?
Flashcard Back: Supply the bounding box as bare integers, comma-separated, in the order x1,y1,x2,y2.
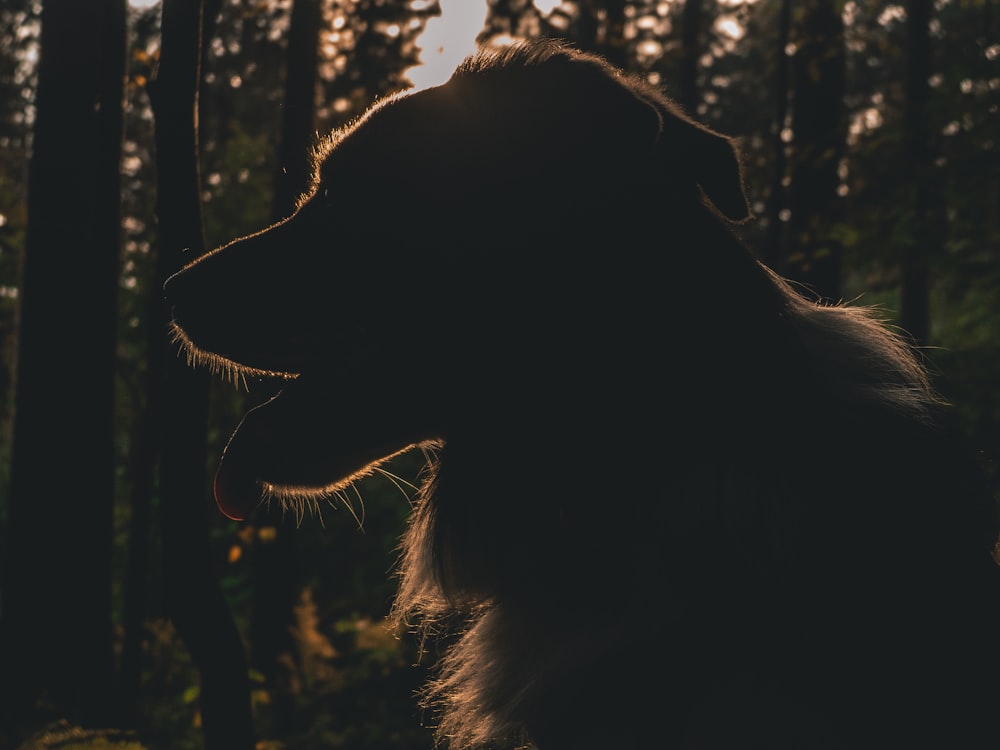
15,720,148,750
0,1,37,521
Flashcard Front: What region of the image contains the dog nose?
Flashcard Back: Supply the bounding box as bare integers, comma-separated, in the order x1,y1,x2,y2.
162,267,190,303
163,246,202,301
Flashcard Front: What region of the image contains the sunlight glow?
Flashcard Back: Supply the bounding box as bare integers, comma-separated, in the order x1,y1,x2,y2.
714,15,745,41
848,106,883,142
877,5,907,27
406,0,489,91
533,0,562,14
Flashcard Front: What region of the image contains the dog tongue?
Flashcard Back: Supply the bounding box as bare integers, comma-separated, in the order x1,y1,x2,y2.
213,377,348,521
213,391,285,521
212,377,347,521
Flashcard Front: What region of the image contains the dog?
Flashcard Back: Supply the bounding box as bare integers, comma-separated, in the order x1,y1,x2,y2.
164,38,1000,749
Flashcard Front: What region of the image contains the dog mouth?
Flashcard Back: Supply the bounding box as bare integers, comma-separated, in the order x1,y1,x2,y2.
166,279,437,521
211,370,441,522
213,375,438,521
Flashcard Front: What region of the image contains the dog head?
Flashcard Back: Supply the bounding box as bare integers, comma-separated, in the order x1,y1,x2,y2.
163,38,775,522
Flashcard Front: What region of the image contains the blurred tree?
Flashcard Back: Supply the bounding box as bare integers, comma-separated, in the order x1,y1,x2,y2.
198,0,287,248
315,0,437,134
917,0,1000,481
578,0,627,66
0,0,124,737
900,0,934,345
481,0,543,42
118,4,167,730
678,0,703,113
763,0,792,270
481,0,629,66
0,4,38,490
272,0,322,221
147,0,254,747
786,0,847,301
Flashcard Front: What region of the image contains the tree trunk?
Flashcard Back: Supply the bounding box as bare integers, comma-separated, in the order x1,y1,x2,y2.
900,0,934,345
148,1,255,747
248,0,323,734
272,0,321,221
118,0,224,728
119,363,158,729
787,0,846,302
600,0,628,70
0,0,123,733
763,0,793,271
572,0,626,66
679,0,703,114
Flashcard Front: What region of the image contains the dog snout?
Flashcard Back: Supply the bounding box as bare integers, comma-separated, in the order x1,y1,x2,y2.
161,265,212,341
162,268,182,303
162,263,200,308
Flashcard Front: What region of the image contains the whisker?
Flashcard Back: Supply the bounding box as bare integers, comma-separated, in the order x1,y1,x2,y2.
168,322,297,389
347,483,366,530
373,465,420,501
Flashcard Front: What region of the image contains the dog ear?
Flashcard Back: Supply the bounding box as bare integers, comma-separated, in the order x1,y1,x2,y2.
658,107,753,224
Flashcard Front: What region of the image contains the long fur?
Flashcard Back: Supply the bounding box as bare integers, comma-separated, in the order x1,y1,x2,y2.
390,268,950,749
163,38,1000,750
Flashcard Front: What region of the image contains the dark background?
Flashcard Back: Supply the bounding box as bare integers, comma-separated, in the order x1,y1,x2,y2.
0,0,997,747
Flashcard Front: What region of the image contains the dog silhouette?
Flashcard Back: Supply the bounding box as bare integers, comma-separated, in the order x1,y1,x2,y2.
164,38,1000,750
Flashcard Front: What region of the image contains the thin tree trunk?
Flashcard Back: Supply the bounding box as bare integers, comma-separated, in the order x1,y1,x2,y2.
95,0,128,724
679,0,703,114
148,1,255,747
601,0,628,70
787,0,846,301
272,0,321,221
119,367,157,729
572,0,625,64
763,0,792,271
575,1,599,54
0,0,123,732
900,0,933,344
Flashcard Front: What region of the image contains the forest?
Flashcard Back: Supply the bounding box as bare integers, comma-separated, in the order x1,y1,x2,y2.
0,0,997,748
